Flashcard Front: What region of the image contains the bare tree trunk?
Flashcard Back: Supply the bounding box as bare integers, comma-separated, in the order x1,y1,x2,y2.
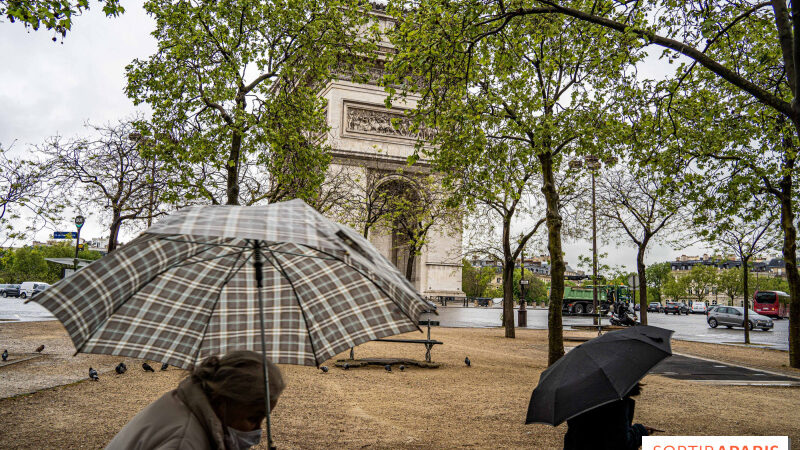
501,215,515,338
540,151,564,365
107,209,122,253
778,183,800,366
742,256,750,344
226,129,242,205
502,258,516,338
637,245,648,325
405,243,417,282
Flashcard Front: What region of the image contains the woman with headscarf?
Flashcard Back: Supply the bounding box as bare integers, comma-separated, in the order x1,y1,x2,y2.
107,350,285,450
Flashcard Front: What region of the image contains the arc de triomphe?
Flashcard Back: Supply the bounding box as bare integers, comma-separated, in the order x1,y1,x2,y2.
317,7,464,299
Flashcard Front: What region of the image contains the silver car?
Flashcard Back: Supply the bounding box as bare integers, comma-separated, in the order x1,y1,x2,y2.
707,306,774,331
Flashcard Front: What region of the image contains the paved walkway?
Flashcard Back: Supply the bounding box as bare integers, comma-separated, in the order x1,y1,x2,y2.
650,354,800,385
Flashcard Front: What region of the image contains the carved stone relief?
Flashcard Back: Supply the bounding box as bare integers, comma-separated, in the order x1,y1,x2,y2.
345,105,434,141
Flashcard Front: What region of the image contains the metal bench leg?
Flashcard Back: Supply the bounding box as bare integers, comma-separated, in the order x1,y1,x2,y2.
425,343,432,363
349,347,354,360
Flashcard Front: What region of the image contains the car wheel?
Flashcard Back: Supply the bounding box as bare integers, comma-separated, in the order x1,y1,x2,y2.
708,318,718,328
585,304,595,314
744,321,754,331
574,304,585,314
0,291,6,298
20,292,26,299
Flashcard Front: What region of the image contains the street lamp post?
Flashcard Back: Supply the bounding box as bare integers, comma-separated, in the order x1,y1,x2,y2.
571,156,602,333
73,215,85,272
518,237,528,327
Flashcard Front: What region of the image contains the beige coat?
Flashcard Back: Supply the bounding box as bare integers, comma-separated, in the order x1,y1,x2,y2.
106,378,228,450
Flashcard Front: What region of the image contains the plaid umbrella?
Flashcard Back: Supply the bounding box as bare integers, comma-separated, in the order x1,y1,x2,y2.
32,199,433,447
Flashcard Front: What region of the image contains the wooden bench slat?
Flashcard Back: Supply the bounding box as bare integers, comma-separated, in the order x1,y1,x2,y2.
373,338,443,344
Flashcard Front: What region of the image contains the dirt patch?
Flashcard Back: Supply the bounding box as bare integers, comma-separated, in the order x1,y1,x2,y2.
0,323,798,448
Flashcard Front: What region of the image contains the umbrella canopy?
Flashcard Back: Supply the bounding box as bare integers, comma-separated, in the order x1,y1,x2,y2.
525,325,673,426
31,199,433,369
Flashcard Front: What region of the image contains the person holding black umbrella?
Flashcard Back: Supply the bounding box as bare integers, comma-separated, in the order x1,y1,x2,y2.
563,383,654,450
526,326,672,450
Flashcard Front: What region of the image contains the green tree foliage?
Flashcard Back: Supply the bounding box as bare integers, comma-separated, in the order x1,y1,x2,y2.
385,0,636,363
488,0,800,368
682,265,718,304
1,0,123,39
513,270,548,303
126,0,376,206
716,268,742,306
662,275,686,302
646,262,672,305
0,241,102,283
461,259,495,298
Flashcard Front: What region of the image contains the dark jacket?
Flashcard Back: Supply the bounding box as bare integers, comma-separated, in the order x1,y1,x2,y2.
106,378,228,450
563,397,648,450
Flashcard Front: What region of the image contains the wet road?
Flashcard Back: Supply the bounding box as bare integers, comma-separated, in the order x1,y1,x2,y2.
2,298,790,350
429,306,790,351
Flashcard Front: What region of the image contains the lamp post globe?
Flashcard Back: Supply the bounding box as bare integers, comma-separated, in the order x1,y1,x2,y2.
73,215,85,271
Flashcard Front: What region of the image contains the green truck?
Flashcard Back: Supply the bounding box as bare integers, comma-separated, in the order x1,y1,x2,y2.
561,284,632,315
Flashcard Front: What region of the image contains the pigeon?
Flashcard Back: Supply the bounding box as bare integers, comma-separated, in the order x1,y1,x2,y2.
89,367,99,381
320,366,329,373
384,364,392,373
160,363,169,371
464,356,471,367
115,362,127,374
35,345,45,353
142,362,155,372
399,365,405,372
2,349,7,361
343,363,350,370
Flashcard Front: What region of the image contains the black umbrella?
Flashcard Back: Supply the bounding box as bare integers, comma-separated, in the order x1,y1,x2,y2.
526,325,673,426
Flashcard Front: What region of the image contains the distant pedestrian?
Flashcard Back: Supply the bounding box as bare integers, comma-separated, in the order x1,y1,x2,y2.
563,383,656,450
106,351,284,450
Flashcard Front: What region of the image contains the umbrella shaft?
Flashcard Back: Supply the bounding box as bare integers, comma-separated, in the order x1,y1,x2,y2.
253,241,274,449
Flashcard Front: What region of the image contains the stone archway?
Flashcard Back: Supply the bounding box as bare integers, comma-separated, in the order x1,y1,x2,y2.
373,175,423,283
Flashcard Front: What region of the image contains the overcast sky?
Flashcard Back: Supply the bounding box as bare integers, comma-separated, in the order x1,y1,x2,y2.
0,5,719,272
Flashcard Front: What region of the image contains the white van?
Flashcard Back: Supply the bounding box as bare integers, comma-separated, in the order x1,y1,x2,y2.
19,282,50,299
691,301,707,314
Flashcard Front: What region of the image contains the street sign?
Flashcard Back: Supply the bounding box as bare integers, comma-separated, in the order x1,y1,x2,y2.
627,273,639,290
520,280,529,285
75,215,85,229
53,231,78,239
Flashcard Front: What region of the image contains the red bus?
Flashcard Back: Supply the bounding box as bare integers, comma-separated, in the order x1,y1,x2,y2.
753,290,790,318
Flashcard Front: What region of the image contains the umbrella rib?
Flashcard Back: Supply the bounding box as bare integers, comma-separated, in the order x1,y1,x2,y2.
297,244,423,333
261,245,321,367
153,235,251,249
169,248,246,269
73,242,219,355
190,250,251,366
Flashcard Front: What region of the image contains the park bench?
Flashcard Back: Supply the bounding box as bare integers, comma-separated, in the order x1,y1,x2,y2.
349,317,442,363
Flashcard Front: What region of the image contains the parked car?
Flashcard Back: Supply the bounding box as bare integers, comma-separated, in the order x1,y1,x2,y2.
706,305,720,317
30,285,49,298
0,284,21,298
664,302,690,315
691,301,708,314
707,306,774,331
19,282,50,299
647,302,662,313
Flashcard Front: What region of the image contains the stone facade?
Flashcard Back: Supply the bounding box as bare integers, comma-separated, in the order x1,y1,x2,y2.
317,9,463,298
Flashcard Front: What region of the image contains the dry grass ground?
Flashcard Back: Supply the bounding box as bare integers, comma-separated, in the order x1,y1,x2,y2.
0,321,799,449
